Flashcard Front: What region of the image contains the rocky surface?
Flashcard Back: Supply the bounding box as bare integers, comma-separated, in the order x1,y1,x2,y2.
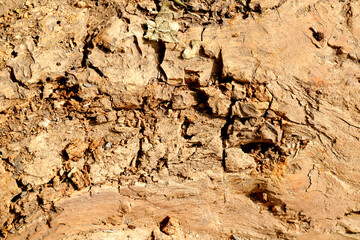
0,0,360,239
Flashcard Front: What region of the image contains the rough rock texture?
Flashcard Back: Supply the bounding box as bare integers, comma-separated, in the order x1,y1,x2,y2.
0,0,360,239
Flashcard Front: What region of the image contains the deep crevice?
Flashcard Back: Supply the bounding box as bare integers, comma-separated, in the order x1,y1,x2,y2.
135,122,146,169
181,118,193,140
220,98,236,172
88,62,106,78
240,142,276,154
81,34,95,68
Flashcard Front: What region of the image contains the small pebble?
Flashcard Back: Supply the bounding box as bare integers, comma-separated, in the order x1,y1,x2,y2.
75,1,86,8
104,142,112,150
38,118,51,128
231,235,243,240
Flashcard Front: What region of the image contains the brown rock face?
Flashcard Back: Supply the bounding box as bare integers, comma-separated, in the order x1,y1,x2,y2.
0,0,360,239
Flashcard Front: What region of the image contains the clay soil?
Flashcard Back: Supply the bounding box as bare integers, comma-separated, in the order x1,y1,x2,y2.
1,0,360,239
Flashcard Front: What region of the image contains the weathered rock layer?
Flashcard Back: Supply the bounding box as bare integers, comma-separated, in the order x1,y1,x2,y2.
0,0,360,239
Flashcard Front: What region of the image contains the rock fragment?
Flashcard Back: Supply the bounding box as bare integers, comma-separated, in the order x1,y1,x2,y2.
228,118,282,146
182,40,201,59
96,114,107,124
183,113,225,166
160,25,214,87
232,82,246,100
89,16,158,87
203,87,231,117
225,147,256,172
138,1,157,14
65,139,88,161
160,216,180,236
161,58,185,86
259,121,283,144
119,200,132,214
0,70,19,111
94,18,128,53
222,48,258,83
21,133,64,186
111,89,144,110
232,99,269,118
38,118,51,128
254,85,272,102
68,167,90,190
172,90,197,109
0,163,21,227
8,39,34,84
144,1,182,43
75,1,87,8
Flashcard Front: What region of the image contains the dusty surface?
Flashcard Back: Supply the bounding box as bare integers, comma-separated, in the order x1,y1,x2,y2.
0,0,360,239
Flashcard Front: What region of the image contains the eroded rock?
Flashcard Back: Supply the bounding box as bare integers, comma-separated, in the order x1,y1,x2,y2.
172,89,197,109
203,87,231,117
225,147,256,172
22,133,64,186
65,139,88,161
232,99,269,118
0,163,21,227
0,70,19,111
160,216,180,236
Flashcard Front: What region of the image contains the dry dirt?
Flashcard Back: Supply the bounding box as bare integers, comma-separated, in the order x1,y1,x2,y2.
0,0,360,239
